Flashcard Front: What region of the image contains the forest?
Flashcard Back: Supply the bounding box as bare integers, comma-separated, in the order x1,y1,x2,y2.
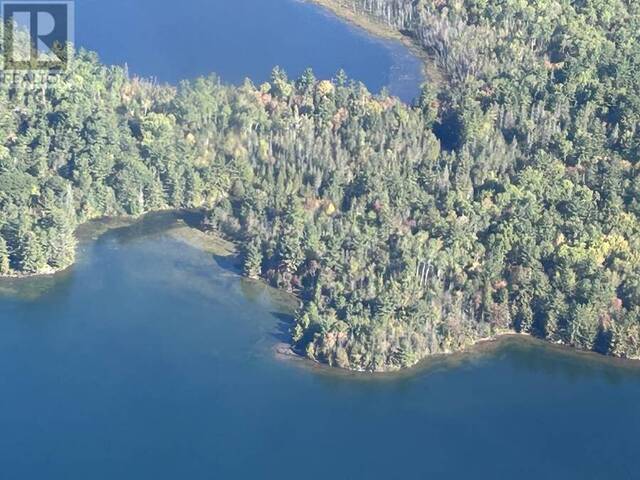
2,0,640,371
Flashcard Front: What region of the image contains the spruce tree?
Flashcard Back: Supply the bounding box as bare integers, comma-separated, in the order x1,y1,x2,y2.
243,238,263,279
0,236,10,275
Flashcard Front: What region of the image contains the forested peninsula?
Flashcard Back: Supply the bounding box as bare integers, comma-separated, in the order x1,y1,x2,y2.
2,0,640,371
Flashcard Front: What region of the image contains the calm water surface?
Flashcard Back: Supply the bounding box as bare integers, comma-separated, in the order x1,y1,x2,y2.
2,2,639,478
0,213,639,479
76,0,424,102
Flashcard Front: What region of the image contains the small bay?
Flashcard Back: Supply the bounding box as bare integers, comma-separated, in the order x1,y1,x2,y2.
0,213,639,479
1,1,639,478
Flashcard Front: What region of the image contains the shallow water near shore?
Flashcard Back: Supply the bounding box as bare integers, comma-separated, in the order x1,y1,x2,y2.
3,1,640,477
1,212,639,479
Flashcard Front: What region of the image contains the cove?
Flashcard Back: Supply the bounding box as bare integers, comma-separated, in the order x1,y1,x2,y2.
1,1,639,478
0,213,640,479
75,0,424,102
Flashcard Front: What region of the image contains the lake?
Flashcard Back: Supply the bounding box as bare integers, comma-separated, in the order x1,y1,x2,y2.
2,1,640,478
75,0,424,102
1,212,639,479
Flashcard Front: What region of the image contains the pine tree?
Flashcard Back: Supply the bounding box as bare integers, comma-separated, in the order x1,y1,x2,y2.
0,236,10,275
278,197,304,274
243,237,263,279
17,231,47,274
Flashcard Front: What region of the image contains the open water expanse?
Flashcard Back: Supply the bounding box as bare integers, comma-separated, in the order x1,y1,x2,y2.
1,1,639,477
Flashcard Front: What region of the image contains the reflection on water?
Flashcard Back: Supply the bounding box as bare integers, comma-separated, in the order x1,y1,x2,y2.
294,333,640,388
0,266,75,301
1,213,639,480
499,336,640,384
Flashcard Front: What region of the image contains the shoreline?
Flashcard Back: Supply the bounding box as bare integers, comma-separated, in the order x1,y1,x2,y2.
284,2,640,373
0,2,434,281
304,0,445,89
0,210,236,281
2,6,639,374
0,266,62,279
275,331,640,377
3,209,640,373
0,215,140,281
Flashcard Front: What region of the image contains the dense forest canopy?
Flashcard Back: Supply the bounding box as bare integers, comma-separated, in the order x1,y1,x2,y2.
2,0,640,371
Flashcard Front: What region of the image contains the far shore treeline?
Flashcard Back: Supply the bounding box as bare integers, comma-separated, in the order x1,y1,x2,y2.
2,0,640,371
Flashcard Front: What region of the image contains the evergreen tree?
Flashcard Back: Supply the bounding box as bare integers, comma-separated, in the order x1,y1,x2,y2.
0,236,10,275
243,237,263,279
17,231,47,274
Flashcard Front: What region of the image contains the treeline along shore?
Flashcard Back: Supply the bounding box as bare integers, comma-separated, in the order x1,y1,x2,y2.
3,0,640,371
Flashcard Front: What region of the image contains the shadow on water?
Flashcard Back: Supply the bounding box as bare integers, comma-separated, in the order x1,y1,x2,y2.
211,252,243,273
90,210,204,246
283,334,640,386
94,210,299,326
0,267,76,302
499,336,640,383
270,311,296,344
0,210,219,301
0,210,296,327
4,210,640,385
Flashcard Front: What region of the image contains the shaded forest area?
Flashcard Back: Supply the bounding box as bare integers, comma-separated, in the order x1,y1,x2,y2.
2,0,640,370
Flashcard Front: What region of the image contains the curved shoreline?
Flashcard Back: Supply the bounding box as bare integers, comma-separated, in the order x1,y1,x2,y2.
304,0,445,88
2,5,639,374
276,332,640,378
3,210,640,373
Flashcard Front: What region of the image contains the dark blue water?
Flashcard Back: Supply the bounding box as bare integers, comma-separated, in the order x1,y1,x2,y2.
2,3,640,477
75,0,423,102
0,213,639,479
